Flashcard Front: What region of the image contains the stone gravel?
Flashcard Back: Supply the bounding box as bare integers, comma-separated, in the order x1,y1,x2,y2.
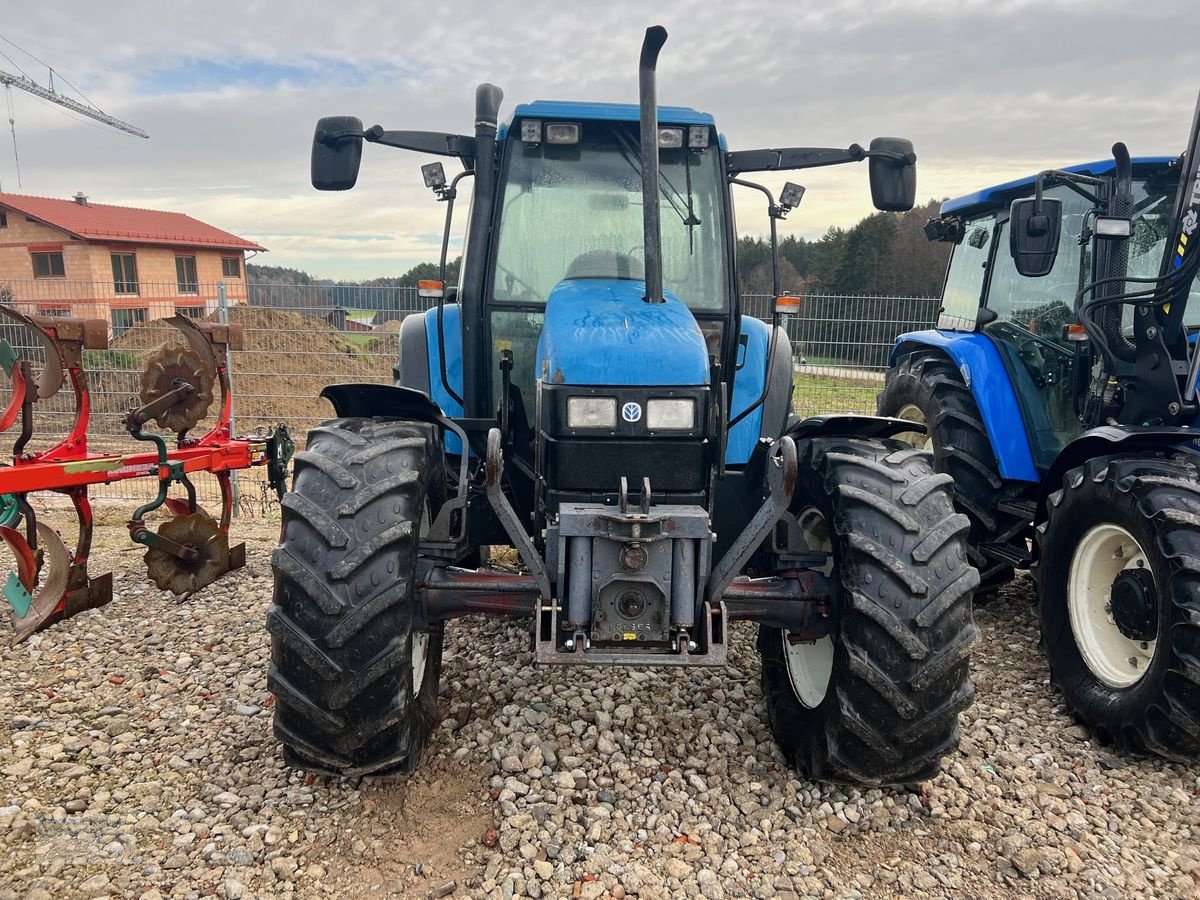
1,521,1198,899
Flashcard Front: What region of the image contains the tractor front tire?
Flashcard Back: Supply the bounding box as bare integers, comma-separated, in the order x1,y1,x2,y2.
1033,454,1200,760
878,349,1027,597
268,417,443,777
759,438,981,785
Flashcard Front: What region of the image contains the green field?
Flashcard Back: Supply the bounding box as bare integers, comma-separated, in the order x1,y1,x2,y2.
793,372,881,415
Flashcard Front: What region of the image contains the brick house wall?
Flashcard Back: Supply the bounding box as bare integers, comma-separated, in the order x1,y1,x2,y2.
0,210,251,324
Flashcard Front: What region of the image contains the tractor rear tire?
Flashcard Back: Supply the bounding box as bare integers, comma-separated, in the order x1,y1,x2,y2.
1033,454,1200,760
268,417,444,777
759,437,981,785
878,350,1027,598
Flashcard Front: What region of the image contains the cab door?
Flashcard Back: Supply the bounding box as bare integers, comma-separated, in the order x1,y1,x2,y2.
982,184,1094,470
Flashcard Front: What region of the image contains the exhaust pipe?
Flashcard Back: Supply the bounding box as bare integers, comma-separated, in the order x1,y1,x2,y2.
1101,142,1137,363
639,25,668,304
461,82,504,418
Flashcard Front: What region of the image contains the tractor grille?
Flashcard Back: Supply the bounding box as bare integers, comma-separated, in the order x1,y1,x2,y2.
542,436,708,493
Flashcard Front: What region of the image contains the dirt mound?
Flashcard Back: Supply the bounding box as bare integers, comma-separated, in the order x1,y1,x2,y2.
105,306,394,438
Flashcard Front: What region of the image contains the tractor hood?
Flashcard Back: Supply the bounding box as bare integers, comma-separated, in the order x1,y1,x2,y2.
536,278,709,386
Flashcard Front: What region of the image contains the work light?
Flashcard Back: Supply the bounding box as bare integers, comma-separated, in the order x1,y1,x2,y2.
688,126,709,149
658,127,684,148
521,119,542,144
545,122,581,144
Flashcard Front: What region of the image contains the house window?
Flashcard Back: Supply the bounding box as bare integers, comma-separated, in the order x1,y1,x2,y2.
175,305,205,319
221,257,240,278
175,255,198,293
32,251,65,279
0,212,7,228
36,305,70,318
111,253,138,294
111,307,147,337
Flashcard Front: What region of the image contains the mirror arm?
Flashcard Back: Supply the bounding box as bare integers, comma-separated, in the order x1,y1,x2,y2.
726,145,865,176
362,126,477,160
1034,170,1104,210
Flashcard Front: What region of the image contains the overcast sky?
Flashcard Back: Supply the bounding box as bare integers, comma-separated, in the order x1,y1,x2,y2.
0,0,1194,280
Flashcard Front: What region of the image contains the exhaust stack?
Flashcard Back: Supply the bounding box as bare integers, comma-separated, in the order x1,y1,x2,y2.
638,25,668,304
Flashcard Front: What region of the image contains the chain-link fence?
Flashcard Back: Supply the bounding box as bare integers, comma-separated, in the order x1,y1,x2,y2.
0,279,938,510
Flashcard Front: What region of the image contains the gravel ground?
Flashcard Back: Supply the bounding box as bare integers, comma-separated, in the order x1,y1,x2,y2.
1,520,1199,900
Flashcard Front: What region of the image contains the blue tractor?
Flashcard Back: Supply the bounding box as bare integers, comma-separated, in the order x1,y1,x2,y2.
879,96,1200,759
270,26,981,785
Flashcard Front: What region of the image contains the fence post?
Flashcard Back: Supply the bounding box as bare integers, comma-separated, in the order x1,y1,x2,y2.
218,280,240,516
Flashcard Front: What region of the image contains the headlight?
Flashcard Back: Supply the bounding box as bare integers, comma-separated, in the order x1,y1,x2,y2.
646,398,695,430
567,396,617,429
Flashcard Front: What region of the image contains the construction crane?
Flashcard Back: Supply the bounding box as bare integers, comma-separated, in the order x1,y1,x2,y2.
0,35,147,191
0,69,148,139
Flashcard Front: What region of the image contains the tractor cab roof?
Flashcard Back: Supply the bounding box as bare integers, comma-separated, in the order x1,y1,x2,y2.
501,101,716,141
941,156,1177,217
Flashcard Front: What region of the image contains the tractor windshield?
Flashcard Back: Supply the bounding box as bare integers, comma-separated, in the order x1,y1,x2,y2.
492,121,727,309
1126,180,1200,324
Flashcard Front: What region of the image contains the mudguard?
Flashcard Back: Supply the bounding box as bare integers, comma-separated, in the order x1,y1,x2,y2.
320,383,445,422
891,330,1039,482
1038,425,1200,519
785,414,923,442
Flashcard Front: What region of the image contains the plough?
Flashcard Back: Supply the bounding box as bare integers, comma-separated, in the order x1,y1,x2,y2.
0,304,292,643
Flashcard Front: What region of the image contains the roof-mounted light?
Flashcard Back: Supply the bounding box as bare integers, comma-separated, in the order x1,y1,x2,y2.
545,122,581,145
521,119,542,144
658,127,684,149
688,126,709,149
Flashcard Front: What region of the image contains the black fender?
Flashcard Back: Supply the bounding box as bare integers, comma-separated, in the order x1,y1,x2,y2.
785,414,925,442
1038,425,1200,520
320,382,445,423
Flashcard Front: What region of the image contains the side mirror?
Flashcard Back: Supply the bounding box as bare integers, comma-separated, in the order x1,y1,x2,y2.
311,116,364,191
1009,197,1063,277
868,137,916,212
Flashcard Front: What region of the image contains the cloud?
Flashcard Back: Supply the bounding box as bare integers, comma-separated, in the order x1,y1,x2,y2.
0,0,1194,278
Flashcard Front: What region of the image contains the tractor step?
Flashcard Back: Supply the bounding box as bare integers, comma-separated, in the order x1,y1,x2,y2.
979,540,1032,568
997,498,1038,522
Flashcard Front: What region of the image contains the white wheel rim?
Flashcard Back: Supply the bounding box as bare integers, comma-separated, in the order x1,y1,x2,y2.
1067,523,1156,689
782,507,835,708
411,631,430,696
895,403,933,451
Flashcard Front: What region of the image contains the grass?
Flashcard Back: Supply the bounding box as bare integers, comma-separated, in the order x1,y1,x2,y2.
792,372,881,416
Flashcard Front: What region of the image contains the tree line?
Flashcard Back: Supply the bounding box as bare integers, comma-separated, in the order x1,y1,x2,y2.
736,199,949,298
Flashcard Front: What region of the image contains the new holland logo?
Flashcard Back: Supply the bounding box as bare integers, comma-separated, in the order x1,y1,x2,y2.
621,402,643,423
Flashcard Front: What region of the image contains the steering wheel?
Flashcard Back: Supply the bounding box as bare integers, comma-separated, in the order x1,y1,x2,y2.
496,264,541,302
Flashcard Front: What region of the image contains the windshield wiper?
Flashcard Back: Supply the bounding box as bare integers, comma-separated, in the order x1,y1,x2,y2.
613,130,699,241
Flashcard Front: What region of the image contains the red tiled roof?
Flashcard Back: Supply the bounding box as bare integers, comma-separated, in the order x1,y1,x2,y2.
0,193,266,252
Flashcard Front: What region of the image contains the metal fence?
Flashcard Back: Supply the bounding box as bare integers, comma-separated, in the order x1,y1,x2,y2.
0,279,938,510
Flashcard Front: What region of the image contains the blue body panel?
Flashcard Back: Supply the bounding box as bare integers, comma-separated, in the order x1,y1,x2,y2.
891,330,1040,483
536,279,709,386
726,316,770,466
422,304,465,453
941,156,1175,216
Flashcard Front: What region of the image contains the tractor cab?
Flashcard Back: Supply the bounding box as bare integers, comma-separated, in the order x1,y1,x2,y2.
922,156,1199,469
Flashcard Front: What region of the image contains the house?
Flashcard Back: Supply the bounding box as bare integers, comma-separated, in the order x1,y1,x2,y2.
0,192,265,334
325,308,375,332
